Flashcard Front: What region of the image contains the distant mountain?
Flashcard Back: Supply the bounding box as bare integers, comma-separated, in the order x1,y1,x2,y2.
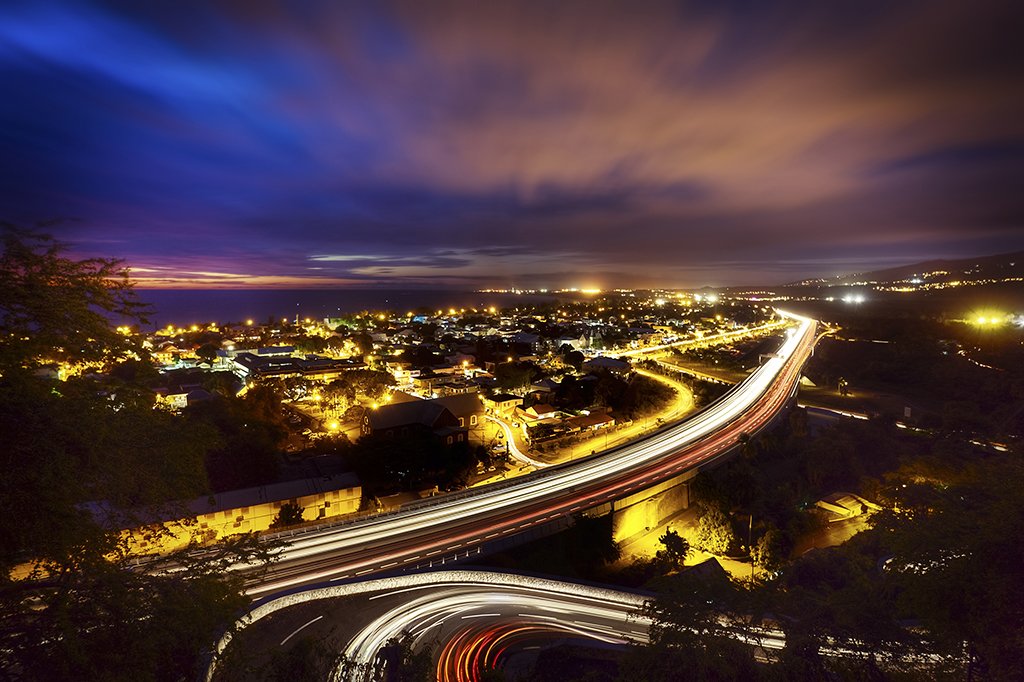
786,251,1024,288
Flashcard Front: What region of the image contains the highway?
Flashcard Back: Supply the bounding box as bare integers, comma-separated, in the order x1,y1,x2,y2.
208,570,786,681
241,311,818,597
611,319,789,358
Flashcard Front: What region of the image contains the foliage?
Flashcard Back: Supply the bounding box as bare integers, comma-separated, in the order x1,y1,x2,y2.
631,570,765,681
346,369,395,401
186,391,284,492
656,530,690,570
631,433,1024,680
321,378,355,413
2,532,276,682
693,506,735,555
869,455,1024,680
495,361,538,391
751,524,789,572
562,348,585,370
551,370,675,418
569,514,621,568
0,232,277,679
806,317,1024,440
386,634,436,682
344,431,479,495
0,228,147,372
616,373,675,419
270,502,305,528
0,371,213,575
196,342,219,364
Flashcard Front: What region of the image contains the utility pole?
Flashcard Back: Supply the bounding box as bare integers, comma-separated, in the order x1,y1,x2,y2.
749,513,754,585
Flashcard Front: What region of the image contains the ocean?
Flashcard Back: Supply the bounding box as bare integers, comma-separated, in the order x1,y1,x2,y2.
135,289,551,328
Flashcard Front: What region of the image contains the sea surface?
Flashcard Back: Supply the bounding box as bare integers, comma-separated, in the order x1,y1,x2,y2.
136,289,551,328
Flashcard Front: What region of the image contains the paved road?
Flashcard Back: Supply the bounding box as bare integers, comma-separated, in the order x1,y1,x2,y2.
240,313,818,599
209,570,786,682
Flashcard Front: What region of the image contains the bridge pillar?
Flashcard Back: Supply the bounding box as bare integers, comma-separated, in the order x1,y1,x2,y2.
610,470,694,545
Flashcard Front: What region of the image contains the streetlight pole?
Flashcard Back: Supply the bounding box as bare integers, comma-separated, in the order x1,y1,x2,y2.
748,513,754,585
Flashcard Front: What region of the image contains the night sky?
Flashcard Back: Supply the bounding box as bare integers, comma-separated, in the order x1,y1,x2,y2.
2,0,1023,288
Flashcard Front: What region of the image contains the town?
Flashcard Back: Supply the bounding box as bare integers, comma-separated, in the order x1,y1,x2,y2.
60,291,784,552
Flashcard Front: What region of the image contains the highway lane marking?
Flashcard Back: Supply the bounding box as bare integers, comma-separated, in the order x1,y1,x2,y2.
279,615,323,646
574,621,620,632
244,319,816,597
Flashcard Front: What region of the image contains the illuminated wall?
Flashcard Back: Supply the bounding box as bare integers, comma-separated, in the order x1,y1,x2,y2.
130,483,362,555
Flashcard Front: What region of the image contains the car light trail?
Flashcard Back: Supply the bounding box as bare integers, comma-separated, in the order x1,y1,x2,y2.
208,570,794,681
207,570,656,682
241,312,816,596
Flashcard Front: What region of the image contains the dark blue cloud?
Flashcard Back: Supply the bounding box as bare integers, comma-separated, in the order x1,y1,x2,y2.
1,0,1022,287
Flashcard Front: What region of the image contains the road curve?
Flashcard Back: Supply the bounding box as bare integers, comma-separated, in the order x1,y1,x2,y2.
206,570,786,681
242,311,817,597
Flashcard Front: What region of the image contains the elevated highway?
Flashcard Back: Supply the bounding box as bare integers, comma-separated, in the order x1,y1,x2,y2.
242,311,818,597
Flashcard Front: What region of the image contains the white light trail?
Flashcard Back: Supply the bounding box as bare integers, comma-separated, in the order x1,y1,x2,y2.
242,311,816,596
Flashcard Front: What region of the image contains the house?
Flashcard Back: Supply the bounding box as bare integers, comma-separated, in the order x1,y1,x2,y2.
233,352,300,379
582,356,632,375
155,388,190,410
530,377,560,394
482,393,523,417
565,412,615,432
257,345,295,357
510,332,541,352
233,352,363,381
361,398,468,445
444,352,476,367
434,392,485,429
555,334,588,351
517,403,560,421
152,343,182,365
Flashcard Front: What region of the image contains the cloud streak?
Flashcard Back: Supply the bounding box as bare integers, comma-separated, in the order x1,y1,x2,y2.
1,0,1022,287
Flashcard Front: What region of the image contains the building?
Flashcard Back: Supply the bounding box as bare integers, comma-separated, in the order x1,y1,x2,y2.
434,392,485,429
154,387,213,410
565,412,615,433
482,393,523,417
232,352,364,381
517,403,560,421
118,472,362,555
361,398,466,445
582,356,632,375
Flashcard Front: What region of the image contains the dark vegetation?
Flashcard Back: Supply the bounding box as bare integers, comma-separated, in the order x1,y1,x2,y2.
343,431,488,495
187,386,287,491
548,370,676,419
479,398,1024,680
480,514,622,583
630,446,1024,682
677,334,786,373
799,308,1024,440
637,358,730,407
0,230,276,680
